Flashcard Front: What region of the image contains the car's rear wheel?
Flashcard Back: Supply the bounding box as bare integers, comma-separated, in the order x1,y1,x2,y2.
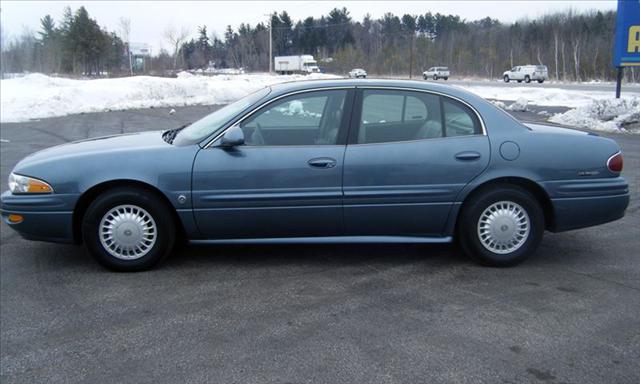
525,75,531,83
503,75,510,82
458,185,544,267
82,187,176,271
537,79,544,84
444,77,448,80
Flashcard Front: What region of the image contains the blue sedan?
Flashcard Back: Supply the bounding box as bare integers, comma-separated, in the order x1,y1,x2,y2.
1,79,629,271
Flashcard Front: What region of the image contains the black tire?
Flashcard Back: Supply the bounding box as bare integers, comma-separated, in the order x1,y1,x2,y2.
444,77,448,80
433,74,438,80
503,75,510,82
423,74,428,80
524,75,531,83
537,79,544,84
458,184,544,267
82,187,176,271
517,80,522,83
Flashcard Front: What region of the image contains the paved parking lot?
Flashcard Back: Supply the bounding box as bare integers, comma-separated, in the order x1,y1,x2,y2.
1,105,639,383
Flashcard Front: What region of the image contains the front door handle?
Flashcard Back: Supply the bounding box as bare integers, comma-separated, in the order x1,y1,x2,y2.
455,151,481,161
308,157,337,168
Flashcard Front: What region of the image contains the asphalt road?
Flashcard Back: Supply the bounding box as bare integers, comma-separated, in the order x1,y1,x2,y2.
1,105,639,384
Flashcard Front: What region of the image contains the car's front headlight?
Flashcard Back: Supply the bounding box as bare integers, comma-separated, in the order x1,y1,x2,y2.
8,173,53,194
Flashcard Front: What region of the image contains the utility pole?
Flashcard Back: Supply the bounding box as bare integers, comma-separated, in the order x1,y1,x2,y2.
265,13,273,74
409,34,414,79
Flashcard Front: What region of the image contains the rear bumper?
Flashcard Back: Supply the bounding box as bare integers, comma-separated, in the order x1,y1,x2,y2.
542,177,630,232
550,193,629,232
1,191,77,243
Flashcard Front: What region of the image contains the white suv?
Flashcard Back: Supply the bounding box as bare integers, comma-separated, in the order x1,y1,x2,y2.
348,68,367,78
423,67,450,80
503,65,548,83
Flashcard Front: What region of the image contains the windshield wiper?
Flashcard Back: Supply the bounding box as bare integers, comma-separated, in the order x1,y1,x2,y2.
162,123,189,144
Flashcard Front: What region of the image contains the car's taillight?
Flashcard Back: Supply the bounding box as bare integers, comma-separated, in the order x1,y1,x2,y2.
607,152,623,173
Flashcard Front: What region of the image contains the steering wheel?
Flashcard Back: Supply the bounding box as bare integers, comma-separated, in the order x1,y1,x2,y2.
250,122,266,145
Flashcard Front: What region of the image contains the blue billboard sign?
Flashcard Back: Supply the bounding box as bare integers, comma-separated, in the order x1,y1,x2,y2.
613,0,640,67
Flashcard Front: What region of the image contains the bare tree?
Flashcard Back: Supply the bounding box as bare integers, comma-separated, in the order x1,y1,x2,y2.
553,31,559,80
0,21,7,78
118,17,132,75
561,40,567,81
573,40,580,82
164,25,189,70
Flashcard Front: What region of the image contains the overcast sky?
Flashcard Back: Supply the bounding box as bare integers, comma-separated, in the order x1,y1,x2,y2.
1,1,617,53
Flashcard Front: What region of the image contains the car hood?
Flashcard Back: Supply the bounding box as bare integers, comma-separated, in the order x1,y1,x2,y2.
16,130,170,169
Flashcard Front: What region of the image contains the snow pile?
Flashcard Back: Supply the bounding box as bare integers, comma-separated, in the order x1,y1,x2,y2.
275,100,322,118
549,97,640,133
461,85,627,108
506,98,528,111
0,72,339,123
490,98,528,112
490,100,506,109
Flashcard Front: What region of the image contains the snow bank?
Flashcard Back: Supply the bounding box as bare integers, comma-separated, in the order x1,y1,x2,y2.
0,72,339,123
3,73,639,133
461,85,628,108
549,97,640,133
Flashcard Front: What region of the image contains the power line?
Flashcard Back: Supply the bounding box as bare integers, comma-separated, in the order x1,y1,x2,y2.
269,21,353,31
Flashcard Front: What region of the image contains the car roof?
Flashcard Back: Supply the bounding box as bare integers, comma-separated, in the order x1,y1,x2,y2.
268,78,464,98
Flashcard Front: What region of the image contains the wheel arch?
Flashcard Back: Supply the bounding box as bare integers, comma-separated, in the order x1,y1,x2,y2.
72,179,185,244
454,176,555,234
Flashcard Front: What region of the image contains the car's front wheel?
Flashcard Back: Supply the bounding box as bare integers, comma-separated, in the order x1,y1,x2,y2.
423,74,428,80
458,185,544,267
433,74,438,80
503,75,510,82
524,75,531,83
82,187,176,271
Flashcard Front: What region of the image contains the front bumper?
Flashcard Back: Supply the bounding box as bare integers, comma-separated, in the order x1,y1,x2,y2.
542,177,630,232
1,191,78,243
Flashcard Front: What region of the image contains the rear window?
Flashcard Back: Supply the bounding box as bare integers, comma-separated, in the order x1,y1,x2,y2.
536,66,547,71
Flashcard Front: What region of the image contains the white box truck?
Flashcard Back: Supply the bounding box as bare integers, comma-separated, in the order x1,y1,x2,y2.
275,55,320,74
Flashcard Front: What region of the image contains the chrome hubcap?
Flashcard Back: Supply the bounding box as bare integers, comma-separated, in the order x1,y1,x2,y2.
99,205,157,260
477,201,530,254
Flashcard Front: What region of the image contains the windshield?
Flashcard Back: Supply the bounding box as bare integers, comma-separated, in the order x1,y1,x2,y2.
173,87,271,145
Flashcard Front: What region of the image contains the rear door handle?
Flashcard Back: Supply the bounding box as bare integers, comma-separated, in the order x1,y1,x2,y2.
308,157,337,168
455,151,481,161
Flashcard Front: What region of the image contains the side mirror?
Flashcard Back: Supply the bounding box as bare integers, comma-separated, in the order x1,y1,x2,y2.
219,125,244,148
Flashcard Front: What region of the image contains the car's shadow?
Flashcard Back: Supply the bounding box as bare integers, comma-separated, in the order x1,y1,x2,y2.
10,240,473,273
2,228,589,273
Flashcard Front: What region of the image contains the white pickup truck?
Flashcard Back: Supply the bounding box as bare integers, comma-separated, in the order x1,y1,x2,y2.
274,55,320,75
503,65,548,83
423,67,450,80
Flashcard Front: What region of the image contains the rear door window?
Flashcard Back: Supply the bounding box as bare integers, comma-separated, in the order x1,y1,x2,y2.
357,90,442,144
